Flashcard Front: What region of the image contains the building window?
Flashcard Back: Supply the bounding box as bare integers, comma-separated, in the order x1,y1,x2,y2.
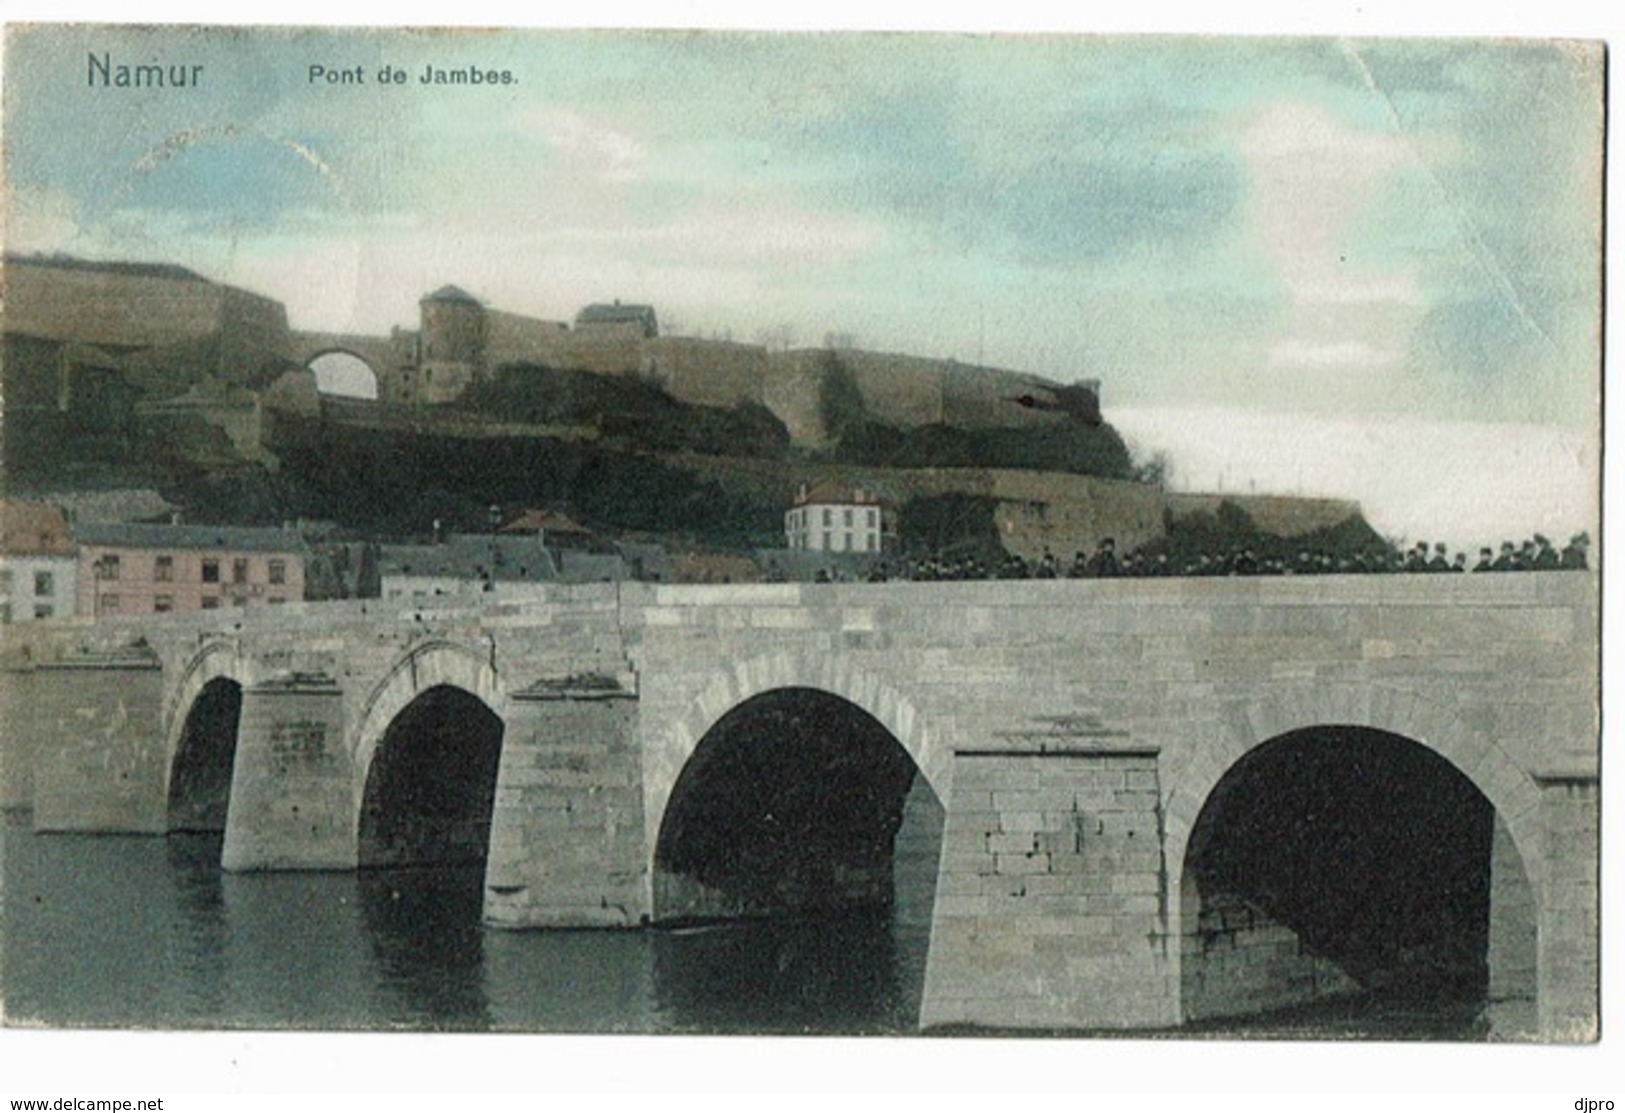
233,595,248,607
96,554,120,581
202,559,220,584
268,596,286,605
0,569,13,592
844,508,854,527
867,508,877,528
1,603,11,624
201,596,220,610
866,534,876,552
823,508,832,527
154,595,174,613
821,531,831,550
844,532,853,551
233,558,249,584
154,555,174,582
34,604,53,619
268,559,287,585
101,594,121,612
34,570,54,596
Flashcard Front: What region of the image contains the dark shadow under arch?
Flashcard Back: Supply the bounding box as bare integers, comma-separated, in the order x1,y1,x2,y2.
358,685,504,869
651,686,945,1031
167,677,244,833
654,687,943,923
1180,725,1530,1027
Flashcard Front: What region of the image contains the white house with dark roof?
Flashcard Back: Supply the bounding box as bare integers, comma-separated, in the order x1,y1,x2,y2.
784,481,895,554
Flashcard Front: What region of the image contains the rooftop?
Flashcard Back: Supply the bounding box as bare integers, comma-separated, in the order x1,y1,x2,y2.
379,535,558,583
791,481,889,508
4,252,208,283
72,522,308,554
421,284,481,306
0,500,75,556
498,508,594,537
575,302,658,336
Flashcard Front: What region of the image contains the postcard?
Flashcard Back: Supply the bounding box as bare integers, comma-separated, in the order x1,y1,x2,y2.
0,21,1603,1066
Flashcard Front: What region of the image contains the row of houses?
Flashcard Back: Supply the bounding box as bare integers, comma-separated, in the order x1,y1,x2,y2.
1,484,897,623
0,502,309,624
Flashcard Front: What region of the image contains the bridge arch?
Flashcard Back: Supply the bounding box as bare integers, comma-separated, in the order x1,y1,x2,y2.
658,649,946,828
163,641,253,831
358,683,505,868
349,639,505,814
1162,683,1542,1028
307,349,381,399
655,684,941,920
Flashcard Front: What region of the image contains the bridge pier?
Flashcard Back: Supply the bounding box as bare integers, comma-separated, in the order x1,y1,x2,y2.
1534,775,1599,1040
919,727,1178,1031
222,673,355,871
1482,813,1538,1035
22,652,167,833
482,675,647,928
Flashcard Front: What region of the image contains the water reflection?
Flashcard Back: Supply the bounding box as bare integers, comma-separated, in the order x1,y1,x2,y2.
358,867,491,1030
2,813,928,1034
1,812,1492,1038
652,907,911,1035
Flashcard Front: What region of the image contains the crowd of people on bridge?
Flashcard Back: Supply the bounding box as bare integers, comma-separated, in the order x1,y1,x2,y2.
813,531,1591,583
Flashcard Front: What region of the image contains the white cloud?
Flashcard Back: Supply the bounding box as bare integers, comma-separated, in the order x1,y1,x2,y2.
1266,338,1402,372
1241,101,1420,309
543,201,883,267
510,106,648,184
5,187,84,253
1111,404,1598,546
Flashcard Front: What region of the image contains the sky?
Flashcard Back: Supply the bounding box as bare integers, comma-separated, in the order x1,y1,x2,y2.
2,24,1604,544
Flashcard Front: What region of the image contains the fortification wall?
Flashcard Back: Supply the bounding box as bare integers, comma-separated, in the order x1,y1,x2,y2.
641,337,769,409
4,259,291,391
985,471,1169,559
209,286,291,387
755,347,1076,447
4,261,222,348
667,452,1368,560
762,350,834,446
941,366,1082,431
483,309,572,369
833,349,947,429
551,332,645,376
416,359,479,404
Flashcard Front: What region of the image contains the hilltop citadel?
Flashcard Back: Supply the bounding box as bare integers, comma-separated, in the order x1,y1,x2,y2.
2,252,1364,563
4,252,1089,448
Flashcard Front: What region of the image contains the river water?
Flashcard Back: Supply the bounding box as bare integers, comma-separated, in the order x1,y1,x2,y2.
1,810,931,1034
2,810,1492,1039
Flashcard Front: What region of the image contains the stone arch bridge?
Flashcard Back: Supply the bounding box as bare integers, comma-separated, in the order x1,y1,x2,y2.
0,576,1598,1039
287,331,402,388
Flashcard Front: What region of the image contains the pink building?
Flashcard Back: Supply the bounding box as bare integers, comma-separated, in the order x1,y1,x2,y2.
73,523,306,619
